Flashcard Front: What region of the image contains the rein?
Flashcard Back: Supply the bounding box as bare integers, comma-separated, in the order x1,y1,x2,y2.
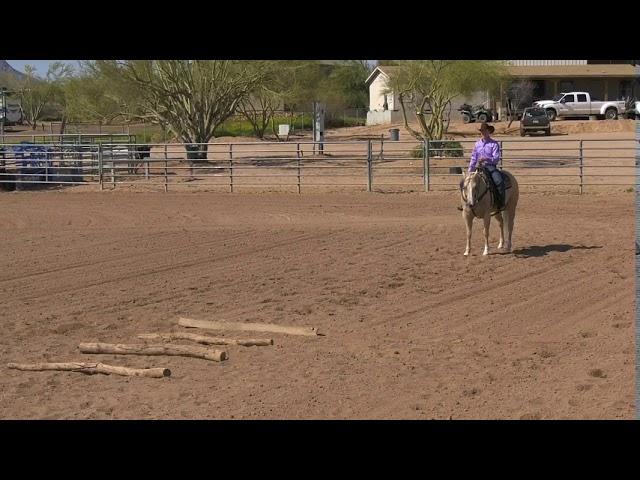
462,171,491,217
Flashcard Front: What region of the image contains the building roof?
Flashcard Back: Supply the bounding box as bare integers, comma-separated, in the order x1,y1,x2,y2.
507,64,637,78
365,65,399,85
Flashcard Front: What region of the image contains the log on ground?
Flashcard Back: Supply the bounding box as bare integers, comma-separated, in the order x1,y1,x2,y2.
7,362,171,378
78,342,227,362
178,317,319,337
138,332,273,347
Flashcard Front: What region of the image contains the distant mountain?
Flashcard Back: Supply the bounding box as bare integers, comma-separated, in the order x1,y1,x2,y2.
0,60,26,79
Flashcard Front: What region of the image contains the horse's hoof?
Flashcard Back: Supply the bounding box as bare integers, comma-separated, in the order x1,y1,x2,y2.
463,251,470,256
483,249,489,256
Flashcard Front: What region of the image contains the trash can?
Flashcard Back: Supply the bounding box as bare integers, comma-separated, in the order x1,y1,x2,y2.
389,128,400,141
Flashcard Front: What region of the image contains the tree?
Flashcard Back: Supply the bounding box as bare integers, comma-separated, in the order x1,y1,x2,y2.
92,60,268,159
324,60,371,109
386,60,508,141
237,61,298,139
505,79,535,128
63,65,125,127
277,61,373,118
10,62,73,129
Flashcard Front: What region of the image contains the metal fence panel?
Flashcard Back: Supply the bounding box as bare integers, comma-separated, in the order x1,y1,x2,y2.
1,138,635,193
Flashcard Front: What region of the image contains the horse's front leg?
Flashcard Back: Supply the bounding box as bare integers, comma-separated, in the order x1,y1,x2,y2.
496,212,505,250
482,214,491,256
463,211,473,256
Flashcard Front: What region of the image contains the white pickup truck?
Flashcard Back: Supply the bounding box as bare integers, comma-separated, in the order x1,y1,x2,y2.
534,92,626,121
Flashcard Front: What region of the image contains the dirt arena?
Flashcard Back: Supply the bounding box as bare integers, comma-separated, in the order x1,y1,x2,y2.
0,189,634,419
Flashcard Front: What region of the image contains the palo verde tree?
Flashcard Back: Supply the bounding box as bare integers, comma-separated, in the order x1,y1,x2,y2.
92,60,269,160
385,60,508,141
63,62,127,128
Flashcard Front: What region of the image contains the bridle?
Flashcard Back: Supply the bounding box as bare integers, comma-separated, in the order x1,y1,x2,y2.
461,170,490,217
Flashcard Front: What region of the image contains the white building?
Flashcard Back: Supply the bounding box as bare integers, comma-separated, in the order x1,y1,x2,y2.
365,61,639,125
365,65,487,126
365,66,403,125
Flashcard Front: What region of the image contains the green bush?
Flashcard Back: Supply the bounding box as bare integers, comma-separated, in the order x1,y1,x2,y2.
325,116,366,128
410,140,464,159
429,140,464,157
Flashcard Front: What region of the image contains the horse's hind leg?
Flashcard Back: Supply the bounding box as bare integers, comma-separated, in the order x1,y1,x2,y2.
504,207,516,252
482,214,491,256
496,212,505,249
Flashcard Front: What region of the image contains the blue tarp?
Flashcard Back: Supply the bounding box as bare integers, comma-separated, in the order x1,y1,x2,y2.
6,143,82,188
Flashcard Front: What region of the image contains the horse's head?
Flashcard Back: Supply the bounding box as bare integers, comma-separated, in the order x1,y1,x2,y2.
462,169,484,208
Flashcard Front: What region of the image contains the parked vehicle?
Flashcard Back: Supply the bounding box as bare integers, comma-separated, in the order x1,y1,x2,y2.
520,107,551,136
458,103,494,123
0,89,23,126
534,92,627,121
625,100,640,120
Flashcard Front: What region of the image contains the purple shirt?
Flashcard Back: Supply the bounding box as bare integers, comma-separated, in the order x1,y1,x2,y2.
469,137,500,172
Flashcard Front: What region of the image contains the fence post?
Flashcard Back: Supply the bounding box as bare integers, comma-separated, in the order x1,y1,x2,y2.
98,143,103,190
229,144,234,193
297,142,301,194
164,144,168,193
111,145,115,189
579,140,583,194
423,140,430,192
367,140,373,192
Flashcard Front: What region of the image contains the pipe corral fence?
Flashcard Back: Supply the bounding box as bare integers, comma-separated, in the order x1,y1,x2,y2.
0,137,637,193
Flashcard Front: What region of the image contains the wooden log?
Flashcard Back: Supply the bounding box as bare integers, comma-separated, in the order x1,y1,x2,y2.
137,332,273,347
7,362,170,378
178,317,319,337
78,342,227,362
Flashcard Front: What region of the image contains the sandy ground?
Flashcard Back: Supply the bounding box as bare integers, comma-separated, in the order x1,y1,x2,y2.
323,119,637,141
0,190,634,419
4,119,635,141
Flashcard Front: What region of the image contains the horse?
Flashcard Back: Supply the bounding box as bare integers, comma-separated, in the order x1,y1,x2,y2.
460,165,519,256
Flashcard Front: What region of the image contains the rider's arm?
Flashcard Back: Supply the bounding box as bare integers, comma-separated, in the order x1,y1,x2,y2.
468,142,479,172
488,142,501,166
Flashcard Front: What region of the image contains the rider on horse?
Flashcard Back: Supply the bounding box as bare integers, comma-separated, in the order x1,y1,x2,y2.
458,122,505,211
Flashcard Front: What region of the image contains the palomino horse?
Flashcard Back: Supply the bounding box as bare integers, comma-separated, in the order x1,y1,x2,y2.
460,165,519,256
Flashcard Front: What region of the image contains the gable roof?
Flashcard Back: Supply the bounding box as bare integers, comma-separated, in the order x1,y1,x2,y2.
365,65,399,85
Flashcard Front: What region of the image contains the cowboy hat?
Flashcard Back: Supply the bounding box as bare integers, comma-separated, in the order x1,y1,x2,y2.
478,122,495,134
